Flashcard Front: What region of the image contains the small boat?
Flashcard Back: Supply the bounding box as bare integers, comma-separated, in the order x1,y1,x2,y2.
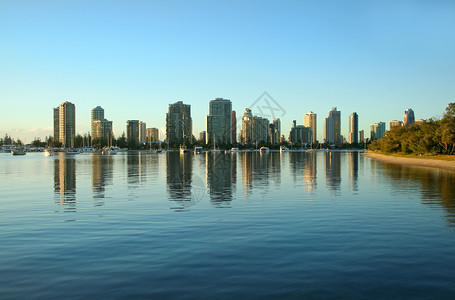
260,146,269,153
65,148,80,155
180,146,189,154
194,147,203,154
43,149,54,156
230,147,239,152
280,146,288,153
11,149,26,156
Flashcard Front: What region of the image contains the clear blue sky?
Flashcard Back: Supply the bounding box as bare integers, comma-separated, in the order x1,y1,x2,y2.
1,0,454,143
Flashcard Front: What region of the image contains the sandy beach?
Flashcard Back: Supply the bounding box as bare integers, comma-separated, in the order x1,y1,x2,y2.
364,152,455,172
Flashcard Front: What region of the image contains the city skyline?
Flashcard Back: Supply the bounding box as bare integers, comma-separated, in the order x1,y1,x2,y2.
1,1,454,142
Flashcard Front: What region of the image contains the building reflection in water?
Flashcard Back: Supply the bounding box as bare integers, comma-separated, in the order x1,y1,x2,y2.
127,152,147,187
349,152,359,192
376,162,455,227
54,156,76,213
241,152,270,194
289,152,317,193
206,152,236,207
325,151,341,194
92,154,114,204
166,152,205,210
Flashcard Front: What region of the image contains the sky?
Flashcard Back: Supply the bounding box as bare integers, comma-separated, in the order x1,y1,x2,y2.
1,0,455,143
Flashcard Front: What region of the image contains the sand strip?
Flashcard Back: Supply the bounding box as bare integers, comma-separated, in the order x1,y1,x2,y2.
364,152,455,172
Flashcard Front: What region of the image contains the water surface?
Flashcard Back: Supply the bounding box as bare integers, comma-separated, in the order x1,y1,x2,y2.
1,151,455,299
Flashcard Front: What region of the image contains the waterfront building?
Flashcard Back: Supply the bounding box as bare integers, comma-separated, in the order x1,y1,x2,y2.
289,120,312,146
55,101,76,148
359,130,364,143
232,111,237,144
199,131,207,144
166,101,192,146
241,108,269,144
269,118,281,145
415,119,425,124
348,112,359,144
91,106,104,138
370,122,386,141
389,120,403,129
207,98,232,146
146,128,159,142
91,106,113,141
404,108,415,126
53,107,59,143
92,119,113,141
139,121,146,144
126,120,140,144
304,111,317,143
324,107,341,145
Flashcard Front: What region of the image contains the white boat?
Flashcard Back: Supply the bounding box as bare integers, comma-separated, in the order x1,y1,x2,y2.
180,146,189,154
260,146,269,153
280,146,288,153
194,146,203,154
230,147,239,152
43,149,54,156
11,149,26,156
65,149,80,155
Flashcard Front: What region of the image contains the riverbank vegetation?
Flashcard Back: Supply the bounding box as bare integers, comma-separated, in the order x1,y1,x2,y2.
370,103,455,155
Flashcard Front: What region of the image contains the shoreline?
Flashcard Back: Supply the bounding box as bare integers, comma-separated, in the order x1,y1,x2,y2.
364,152,455,172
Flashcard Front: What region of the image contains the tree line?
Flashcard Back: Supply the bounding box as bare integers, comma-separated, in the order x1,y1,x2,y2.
370,103,455,155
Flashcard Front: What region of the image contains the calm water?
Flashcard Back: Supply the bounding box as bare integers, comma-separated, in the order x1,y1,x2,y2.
1,151,455,299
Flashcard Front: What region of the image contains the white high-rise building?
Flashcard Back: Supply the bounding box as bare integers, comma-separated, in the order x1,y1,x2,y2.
324,107,341,144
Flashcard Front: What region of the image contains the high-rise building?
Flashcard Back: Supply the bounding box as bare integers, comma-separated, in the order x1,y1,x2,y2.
389,120,403,129
289,120,312,145
146,128,160,142
126,120,140,144
348,112,359,144
269,118,281,144
359,130,364,143
370,122,386,140
92,119,113,141
166,101,192,146
199,131,207,144
91,106,104,138
324,107,341,144
207,98,232,146
232,110,237,144
53,107,59,143
404,108,415,126
304,111,317,143
139,121,146,144
241,108,269,144
56,101,76,148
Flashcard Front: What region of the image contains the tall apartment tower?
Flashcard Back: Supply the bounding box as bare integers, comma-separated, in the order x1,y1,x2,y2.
232,110,237,144
324,107,341,144
55,101,76,148
139,121,146,143
304,111,317,143
166,101,192,146
241,108,269,144
146,128,160,142
269,118,281,144
91,106,104,138
53,107,60,142
207,98,232,146
126,120,140,144
348,112,359,144
403,108,415,126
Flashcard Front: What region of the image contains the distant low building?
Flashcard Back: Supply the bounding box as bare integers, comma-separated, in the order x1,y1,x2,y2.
146,128,159,142
389,120,403,129
289,120,312,146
